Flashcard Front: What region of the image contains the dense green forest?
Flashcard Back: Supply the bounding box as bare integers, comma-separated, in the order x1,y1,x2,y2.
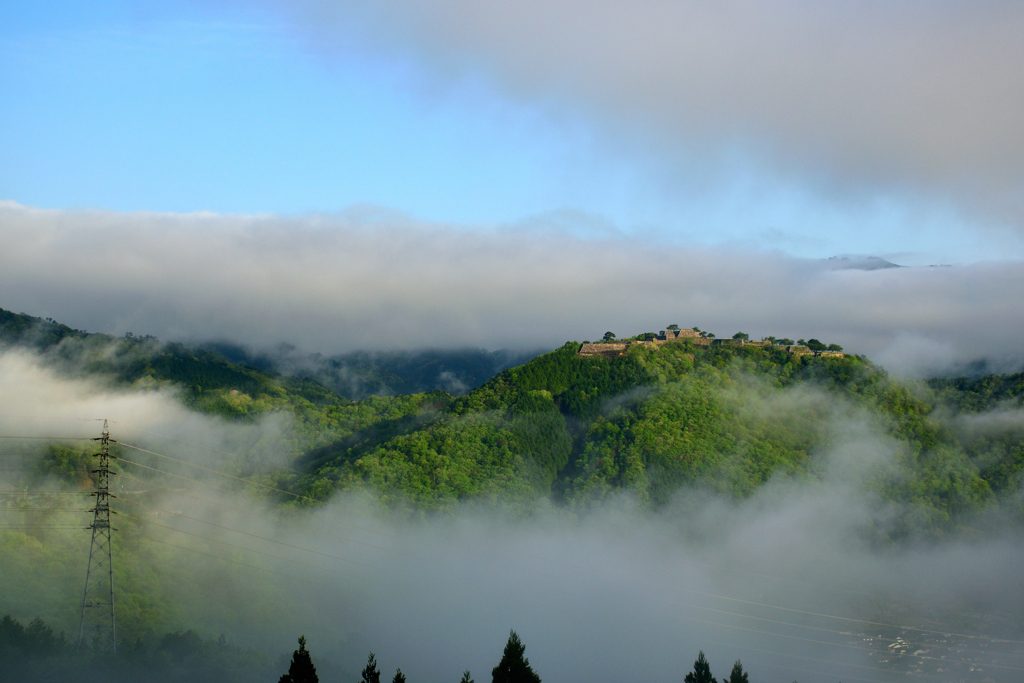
1,615,568,683
2,615,748,683
205,341,542,400
4,306,1024,532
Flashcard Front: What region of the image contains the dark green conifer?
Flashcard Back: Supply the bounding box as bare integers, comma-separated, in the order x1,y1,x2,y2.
684,651,714,683
722,660,748,683
491,630,541,683
362,652,382,683
392,668,407,683
279,635,319,683
460,671,475,683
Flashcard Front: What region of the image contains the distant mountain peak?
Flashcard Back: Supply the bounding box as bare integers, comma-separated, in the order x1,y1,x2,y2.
826,255,903,270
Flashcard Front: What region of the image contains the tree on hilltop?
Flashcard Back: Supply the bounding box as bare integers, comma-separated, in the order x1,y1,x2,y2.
722,660,749,683
602,332,616,343
805,338,826,351
492,630,541,683
278,635,318,683
732,332,750,341
362,653,381,683
827,343,843,351
684,651,714,683
667,324,680,330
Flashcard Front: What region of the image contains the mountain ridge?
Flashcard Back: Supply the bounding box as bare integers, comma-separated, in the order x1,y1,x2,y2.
3,305,1024,537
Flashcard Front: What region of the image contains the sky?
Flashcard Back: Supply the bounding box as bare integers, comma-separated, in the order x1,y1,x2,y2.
2,1,1024,370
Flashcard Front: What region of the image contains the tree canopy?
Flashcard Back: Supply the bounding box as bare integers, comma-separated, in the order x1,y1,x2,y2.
684,651,714,683
491,631,541,683
362,653,381,683
278,635,318,683
722,660,749,683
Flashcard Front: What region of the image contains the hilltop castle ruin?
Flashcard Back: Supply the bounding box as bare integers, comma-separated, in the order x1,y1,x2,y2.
578,328,846,358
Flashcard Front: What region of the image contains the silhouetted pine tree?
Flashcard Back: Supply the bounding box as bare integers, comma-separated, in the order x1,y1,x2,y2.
721,660,748,683
279,635,319,683
684,651,714,683
460,671,475,683
392,668,407,683
362,652,382,683
491,630,541,683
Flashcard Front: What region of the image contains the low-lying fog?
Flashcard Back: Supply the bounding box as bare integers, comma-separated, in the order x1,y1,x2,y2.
2,349,1024,682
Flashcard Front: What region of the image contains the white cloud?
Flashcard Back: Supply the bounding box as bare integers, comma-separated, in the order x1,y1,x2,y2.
2,201,1022,373
268,0,1024,231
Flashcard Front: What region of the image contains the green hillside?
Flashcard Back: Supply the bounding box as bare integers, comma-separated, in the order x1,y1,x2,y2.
3,307,1023,536
286,340,1017,537
4,308,1024,650
0,308,347,411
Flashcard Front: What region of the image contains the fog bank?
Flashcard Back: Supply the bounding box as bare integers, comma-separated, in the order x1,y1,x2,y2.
3,201,1023,377
3,351,1024,681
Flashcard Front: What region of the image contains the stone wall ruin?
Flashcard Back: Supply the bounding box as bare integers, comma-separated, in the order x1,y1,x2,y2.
578,329,846,358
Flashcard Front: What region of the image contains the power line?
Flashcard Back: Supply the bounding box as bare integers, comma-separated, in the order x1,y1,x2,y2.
111,420,311,478
0,491,92,495
0,435,93,440
0,528,87,532
0,508,91,511
116,462,391,551
123,503,385,572
117,441,333,508
115,454,395,541
138,534,333,588
120,512,364,582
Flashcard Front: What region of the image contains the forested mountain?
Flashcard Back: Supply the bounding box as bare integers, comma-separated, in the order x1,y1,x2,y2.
0,307,347,409
3,306,1024,535
5,306,1024,678
203,341,543,400
282,340,1024,538
0,307,536,403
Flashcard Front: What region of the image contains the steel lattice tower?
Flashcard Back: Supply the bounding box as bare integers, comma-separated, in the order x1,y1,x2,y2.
78,419,117,652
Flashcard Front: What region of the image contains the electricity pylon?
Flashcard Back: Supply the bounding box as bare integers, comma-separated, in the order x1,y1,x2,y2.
78,419,117,652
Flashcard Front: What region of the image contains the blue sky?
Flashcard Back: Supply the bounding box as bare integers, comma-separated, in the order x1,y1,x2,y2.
4,0,1023,265
0,2,571,221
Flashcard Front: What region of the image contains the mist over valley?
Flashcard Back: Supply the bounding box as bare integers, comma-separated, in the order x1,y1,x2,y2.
3,309,1024,682
5,2,1024,680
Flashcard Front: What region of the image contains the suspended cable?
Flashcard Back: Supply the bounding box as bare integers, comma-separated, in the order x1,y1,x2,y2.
117,463,391,551
118,441,328,506
119,506,385,572
0,508,91,511
116,456,393,541
120,512,365,582
0,491,91,495
138,534,333,588
0,435,92,440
